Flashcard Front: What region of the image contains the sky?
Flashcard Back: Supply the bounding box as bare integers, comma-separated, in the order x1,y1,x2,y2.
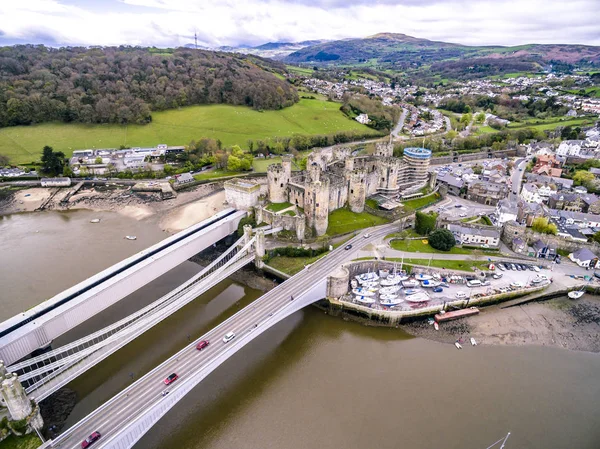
0,0,599,48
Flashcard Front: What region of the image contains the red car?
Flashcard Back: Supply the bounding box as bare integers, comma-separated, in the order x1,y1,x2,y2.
196,340,209,350
81,431,101,448
164,373,178,385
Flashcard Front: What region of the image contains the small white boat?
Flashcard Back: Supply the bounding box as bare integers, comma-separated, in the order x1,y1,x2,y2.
352,288,375,297
531,277,544,284
381,274,409,285
378,269,390,278
380,296,403,306
568,290,584,299
90,218,101,223
455,342,462,350
354,296,375,305
379,286,401,294
350,279,358,289
125,235,137,240
404,292,430,303
421,280,441,288
470,338,477,346
402,280,419,288
404,289,420,295
362,281,380,289
356,272,379,284
434,322,439,331
415,273,433,281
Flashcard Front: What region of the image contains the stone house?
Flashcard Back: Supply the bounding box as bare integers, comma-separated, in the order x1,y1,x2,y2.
436,173,464,196
495,199,518,225
581,194,600,214
517,201,546,227
511,237,526,253
548,193,585,212
467,181,508,206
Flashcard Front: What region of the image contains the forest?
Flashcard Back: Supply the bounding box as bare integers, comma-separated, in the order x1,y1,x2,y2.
0,45,298,127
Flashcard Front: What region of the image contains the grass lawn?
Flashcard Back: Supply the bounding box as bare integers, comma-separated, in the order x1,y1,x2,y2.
0,434,42,449
192,170,236,181
365,198,379,209
400,193,441,211
389,239,476,255
267,254,325,276
1,98,378,165
326,208,389,236
266,202,293,212
507,117,595,132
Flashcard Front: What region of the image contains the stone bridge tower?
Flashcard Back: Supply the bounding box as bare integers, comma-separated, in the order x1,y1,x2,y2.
267,162,290,203
305,178,330,236
348,169,366,213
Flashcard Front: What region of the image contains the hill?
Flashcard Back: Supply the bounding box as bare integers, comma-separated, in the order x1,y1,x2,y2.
284,32,600,74
0,45,298,128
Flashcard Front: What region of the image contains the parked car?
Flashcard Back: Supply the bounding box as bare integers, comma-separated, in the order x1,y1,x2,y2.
459,213,467,217
81,432,101,448
345,244,353,250
532,266,540,272
223,331,236,343
481,280,491,286
455,291,467,299
196,340,209,350
497,264,506,271
467,280,482,287
510,264,517,270
510,281,524,288
493,273,503,279
516,265,522,271
433,287,443,293
164,373,178,385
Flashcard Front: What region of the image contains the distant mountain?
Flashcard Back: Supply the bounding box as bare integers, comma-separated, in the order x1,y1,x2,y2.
217,40,329,59
284,32,600,71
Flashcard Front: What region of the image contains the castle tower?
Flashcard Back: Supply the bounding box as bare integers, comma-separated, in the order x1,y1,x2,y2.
308,161,321,183
267,163,289,203
1,372,43,430
344,156,355,172
305,178,330,236
377,158,400,193
375,141,394,158
281,154,292,179
402,147,432,185
348,169,366,213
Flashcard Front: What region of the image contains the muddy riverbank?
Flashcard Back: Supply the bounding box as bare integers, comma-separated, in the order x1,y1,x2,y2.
402,295,600,353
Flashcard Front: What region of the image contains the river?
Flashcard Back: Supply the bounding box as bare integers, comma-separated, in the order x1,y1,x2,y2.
1,210,599,449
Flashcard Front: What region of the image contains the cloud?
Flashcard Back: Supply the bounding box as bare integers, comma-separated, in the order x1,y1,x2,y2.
0,0,598,48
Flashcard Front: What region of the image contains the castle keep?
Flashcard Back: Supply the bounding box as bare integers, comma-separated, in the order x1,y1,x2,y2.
265,142,432,236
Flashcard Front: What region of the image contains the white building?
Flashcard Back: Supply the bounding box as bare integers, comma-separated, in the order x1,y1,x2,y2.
521,183,542,204
556,140,584,157
355,114,370,124
568,248,599,268
537,185,554,198
446,224,501,248
495,199,518,225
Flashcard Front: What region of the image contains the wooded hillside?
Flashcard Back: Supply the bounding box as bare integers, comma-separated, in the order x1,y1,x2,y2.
0,46,298,127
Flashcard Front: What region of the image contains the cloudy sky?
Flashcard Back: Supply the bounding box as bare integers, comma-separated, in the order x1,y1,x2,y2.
0,0,599,48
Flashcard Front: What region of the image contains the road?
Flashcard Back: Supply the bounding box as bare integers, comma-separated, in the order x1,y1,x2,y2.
508,157,527,203
53,223,398,449
391,107,408,138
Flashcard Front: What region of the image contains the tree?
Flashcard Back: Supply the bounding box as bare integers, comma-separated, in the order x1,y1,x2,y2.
40,145,65,176
0,154,9,166
95,156,102,164
573,170,595,188
474,112,486,124
531,217,557,235
428,229,456,251
415,211,438,235
592,231,600,244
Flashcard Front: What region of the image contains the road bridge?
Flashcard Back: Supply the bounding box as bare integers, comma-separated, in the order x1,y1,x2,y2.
43,223,396,449
0,208,246,366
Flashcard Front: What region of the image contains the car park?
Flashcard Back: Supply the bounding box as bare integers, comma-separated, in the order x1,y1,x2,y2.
81,432,101,448
223,332,236,343
196,340,209,350
164,373,178,385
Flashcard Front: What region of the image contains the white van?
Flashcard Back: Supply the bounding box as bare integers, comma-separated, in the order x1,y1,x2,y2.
467,280,482,287
223,332,236,343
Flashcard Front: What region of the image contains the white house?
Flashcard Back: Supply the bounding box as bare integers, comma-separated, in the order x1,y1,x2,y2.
495,199,518,225
568,248,599,268
521,183,542,203
556,140,584,157
537,184,554,198
355,114,370,124
446,224,501,248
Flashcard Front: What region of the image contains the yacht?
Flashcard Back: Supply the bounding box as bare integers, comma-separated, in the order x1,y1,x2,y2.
404,291,430,303
380,296,403,306
568,290,584,299
421,280,441,288
379,286,401,295
354,296,375,305
402,280,419,288
414,273,433,281
352,288,375,297
125,235,137,240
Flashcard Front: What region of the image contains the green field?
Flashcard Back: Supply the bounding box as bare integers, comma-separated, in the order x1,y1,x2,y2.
326,208,389,236
400,193,441,211
507,117,595,131
0,98,377,164
266,202,293,212
390,238,473,254
0,434,42,449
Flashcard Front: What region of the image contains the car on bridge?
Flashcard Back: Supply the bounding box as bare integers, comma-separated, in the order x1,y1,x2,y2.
196,340,210,350
223,332,236,343
81,431,101,448
164,373,178,385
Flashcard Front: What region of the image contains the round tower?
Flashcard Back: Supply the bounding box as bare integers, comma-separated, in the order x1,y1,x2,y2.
348,169,366,213
281,154,292,179
305,178,330,236
267,163,289,203
402,147,432,184
377,158,399,193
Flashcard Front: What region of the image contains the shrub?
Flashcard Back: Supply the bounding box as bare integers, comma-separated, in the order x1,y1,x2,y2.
415,211,438,235
236,214,256,237
428,229,456,251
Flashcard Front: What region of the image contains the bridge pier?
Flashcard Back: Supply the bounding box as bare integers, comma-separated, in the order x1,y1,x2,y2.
0,364,44,431
254,229,265,269
243,224,253,244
